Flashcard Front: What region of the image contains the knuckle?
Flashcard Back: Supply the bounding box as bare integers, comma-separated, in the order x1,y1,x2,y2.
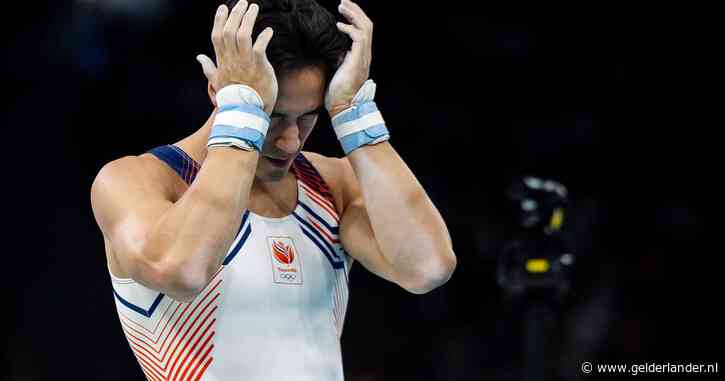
236,29,250,39
237,34,251,45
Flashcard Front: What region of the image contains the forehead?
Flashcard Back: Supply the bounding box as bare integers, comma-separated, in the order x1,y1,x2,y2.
274,66,326,115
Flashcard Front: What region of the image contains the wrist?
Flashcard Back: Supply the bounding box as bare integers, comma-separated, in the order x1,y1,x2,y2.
216,84,265,111
208,85,270,152
332,101,390,155
328,80,389,155
327,101,353,119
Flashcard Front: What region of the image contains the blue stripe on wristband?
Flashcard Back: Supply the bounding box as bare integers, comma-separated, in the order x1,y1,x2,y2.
331,101,380,128
218,104,271,123
339,123,390,155
209,125,266,152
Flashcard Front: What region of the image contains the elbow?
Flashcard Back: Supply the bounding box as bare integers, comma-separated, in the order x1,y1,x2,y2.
159,255,219,302
401,248,457,295
133,247,215,303
160,267,208,303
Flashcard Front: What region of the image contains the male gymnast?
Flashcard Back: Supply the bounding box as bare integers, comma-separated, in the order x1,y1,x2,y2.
91,1,456,379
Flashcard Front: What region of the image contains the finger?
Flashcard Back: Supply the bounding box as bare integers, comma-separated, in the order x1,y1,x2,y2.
253,27,274,56
224,0,249,52
336,22,364,42
196,54,218,80
238,3,259,52
337,23,367,71
339,0,372,31
211,5,229,61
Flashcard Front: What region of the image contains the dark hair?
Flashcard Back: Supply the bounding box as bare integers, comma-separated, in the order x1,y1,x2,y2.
225,0,351,81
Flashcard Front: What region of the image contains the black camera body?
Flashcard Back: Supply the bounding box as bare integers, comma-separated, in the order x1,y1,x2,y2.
497,176,574,301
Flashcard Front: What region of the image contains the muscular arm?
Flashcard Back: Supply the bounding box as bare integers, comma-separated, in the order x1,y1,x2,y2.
91,1,277,302
92,148,258,301
327,1,455,293
339,143,456,294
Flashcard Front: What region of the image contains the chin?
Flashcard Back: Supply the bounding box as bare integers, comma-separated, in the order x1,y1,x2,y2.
257,158,291,182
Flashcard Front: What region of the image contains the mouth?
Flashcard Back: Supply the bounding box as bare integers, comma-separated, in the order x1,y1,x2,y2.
265,156,292,167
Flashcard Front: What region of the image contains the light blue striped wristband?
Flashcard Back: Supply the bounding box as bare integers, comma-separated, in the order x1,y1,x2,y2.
331,101,390,155
208,104,270,152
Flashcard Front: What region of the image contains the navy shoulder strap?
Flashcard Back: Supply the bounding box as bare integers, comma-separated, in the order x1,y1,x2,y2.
148,145,200,185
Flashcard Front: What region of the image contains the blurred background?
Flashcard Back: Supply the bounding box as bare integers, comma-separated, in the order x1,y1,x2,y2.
2,0,716,380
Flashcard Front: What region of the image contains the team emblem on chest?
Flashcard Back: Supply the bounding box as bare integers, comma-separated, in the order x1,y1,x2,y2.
267,237,303,285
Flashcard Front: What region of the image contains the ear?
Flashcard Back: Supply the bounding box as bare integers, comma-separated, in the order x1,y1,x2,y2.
207,82,218,108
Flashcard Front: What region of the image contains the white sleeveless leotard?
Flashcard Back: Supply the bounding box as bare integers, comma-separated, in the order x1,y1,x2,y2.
108,145,352,381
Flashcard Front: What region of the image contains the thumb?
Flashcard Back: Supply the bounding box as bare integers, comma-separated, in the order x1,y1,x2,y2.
196,54,217,81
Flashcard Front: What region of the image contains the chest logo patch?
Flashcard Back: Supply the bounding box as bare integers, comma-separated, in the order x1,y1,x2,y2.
267,237,303,285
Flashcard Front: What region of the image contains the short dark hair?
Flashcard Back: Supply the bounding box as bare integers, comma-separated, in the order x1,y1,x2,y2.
225,0,351,81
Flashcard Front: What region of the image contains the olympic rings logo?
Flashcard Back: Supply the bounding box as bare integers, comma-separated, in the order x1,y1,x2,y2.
280,273,296,280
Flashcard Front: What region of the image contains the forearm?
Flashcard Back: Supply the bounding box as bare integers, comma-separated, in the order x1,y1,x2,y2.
347,142,455,291
145,147,257,292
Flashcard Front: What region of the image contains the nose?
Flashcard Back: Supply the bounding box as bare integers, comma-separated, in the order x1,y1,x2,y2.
273,122,301,155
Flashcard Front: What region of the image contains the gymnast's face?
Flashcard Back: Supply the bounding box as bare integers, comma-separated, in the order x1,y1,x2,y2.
256,66,326,182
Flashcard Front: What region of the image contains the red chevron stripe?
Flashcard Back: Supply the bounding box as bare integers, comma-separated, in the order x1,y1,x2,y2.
140,364,161,381
136,356,161,381
147,279,221,358
302,186,336,215
131,317,217,381
175,318,216,381
300,184,339,222
301,191,339,224
127,298,219,380
188,334,215,381
307,217,340,244
296,169,332,193
119,301,176,336
297,173,335,201
165,294,220,377
120,303,182,342
122,278,222,379
120,268,222,353
135,350,166,380
168,302,219,380
140,366,162,381
294,165,333,198
120,315,174,350
122,300,196,363
125,330,170,367
299,181,335,209
137,364,155,381
193,348,214,381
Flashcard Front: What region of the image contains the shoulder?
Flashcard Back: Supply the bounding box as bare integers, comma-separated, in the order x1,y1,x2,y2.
92,153,178,200
90,153,181,226
299,151,357,211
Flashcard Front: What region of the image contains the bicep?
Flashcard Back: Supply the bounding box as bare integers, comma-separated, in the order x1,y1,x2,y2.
91,158,173,279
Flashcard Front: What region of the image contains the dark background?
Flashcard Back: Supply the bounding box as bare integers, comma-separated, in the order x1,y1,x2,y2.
2,1,716,380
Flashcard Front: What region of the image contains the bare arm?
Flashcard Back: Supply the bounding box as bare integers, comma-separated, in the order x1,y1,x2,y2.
327,1,455,293
92,148,257,301
91,1,277,302
339,144,456,294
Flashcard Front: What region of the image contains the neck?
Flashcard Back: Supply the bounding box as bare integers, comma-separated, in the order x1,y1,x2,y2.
173,110,297,216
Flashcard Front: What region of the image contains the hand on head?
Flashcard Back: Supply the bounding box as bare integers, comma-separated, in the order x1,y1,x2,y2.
197,1,278,115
